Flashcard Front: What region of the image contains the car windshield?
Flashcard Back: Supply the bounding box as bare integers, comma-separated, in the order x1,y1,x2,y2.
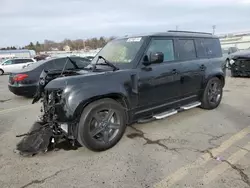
91,37,145,64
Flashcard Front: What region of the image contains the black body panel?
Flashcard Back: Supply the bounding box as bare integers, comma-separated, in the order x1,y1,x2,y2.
37,31,225,126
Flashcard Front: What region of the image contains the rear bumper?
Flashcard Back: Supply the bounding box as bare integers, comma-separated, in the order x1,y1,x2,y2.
8,84,37,97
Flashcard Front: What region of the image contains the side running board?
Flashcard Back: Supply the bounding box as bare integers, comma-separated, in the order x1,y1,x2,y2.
151,101,201,120
180,101,201,110
154,109,178,120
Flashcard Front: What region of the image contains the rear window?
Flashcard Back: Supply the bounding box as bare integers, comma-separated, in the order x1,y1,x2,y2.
195,38,222,58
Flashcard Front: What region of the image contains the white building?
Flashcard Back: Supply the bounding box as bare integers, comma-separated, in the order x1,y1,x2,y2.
219,31,250,50
0,49,36,59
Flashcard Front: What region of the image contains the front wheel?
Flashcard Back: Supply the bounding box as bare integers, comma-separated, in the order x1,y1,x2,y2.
200,77,223,110
77,98,127,151
0,69,4,75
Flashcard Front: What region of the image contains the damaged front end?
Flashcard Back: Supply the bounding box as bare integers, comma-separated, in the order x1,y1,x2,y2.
16,70,79,156
230,56,250,77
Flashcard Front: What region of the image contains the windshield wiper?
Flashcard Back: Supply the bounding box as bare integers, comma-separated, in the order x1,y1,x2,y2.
93,56,119,71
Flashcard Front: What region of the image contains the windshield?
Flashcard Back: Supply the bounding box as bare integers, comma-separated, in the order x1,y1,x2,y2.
91,37,145,64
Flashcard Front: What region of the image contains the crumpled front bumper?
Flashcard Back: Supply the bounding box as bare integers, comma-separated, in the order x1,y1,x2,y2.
231,59,250,76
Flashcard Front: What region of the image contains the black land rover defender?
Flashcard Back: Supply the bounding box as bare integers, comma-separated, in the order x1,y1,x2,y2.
18,31,226,153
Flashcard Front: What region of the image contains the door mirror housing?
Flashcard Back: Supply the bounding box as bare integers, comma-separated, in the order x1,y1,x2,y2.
143,52,164,66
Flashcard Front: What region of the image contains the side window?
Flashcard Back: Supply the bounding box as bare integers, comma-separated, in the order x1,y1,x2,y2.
23,59,34,63
146,39,175,62
13,59,25,64
3,60,13,65
178,39,197,60
54,58,75,70
195,39,207,58
203,38,222,58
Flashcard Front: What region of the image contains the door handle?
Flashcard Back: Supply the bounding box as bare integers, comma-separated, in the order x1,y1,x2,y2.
200,64,206,70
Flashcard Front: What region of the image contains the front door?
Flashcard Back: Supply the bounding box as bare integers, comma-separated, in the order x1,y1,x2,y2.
136,38,182,114
2,59,15,73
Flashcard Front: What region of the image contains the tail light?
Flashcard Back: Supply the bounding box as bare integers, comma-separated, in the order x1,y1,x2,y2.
13,74,28,81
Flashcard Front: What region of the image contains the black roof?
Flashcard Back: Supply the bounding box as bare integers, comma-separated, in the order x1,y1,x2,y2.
117,30,218,39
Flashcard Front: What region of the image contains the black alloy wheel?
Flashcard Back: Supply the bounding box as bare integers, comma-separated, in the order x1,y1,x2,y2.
201,77,223,110
77,98,127,151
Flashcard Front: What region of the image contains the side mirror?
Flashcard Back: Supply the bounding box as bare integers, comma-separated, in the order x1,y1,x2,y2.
143,52,164,66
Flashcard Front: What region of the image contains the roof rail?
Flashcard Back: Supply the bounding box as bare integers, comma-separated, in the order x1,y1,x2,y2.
168,30,213,35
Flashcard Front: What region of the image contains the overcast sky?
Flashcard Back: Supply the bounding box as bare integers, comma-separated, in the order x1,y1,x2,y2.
1,0,250,47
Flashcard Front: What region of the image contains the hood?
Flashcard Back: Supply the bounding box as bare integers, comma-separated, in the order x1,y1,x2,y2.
230,50,250,59
44,70,107,90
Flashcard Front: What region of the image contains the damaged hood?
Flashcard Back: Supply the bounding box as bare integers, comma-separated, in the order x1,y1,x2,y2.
231,50,250,60
44,70,107,91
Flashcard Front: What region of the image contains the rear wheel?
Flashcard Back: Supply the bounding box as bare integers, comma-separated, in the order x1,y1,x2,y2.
200,77,223,110
0,69,4,75
77,98,127,151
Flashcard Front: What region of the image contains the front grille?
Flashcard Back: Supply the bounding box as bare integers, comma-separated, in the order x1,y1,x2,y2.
239,60,250,71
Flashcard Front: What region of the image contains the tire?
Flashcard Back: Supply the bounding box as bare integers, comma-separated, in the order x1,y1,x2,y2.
200,77,223,110
0,69,4,75
77,98,127,151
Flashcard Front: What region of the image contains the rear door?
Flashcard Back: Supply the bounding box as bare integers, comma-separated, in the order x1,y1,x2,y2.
12,59,28,71
176,38,205,102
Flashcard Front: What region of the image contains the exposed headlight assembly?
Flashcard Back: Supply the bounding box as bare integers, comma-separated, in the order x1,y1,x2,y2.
229,59,235,65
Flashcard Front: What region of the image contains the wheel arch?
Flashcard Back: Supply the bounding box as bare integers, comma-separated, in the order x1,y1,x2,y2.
73,93,130,123
204,73,225,89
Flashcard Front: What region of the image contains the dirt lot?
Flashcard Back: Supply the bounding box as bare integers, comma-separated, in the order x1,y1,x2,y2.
0,74,250,188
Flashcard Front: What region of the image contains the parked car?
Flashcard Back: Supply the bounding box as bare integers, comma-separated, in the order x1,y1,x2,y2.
0,58,36,75
222,47,239,67
17,30,225,154
228,49,250,77
8,56,91,97
34,54,51,61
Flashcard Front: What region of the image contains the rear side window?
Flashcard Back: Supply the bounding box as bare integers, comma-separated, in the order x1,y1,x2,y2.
146,39,175,62
195,38,222,58
204,38,222,58
178,39,196,60
12,59,24,64
12,59,32,64
23,59,34,63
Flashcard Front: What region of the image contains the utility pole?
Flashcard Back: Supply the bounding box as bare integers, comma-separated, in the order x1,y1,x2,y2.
212,25,216,35
176,25,179,31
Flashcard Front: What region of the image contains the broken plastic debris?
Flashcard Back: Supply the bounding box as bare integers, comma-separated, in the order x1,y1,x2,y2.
216,156,223,161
